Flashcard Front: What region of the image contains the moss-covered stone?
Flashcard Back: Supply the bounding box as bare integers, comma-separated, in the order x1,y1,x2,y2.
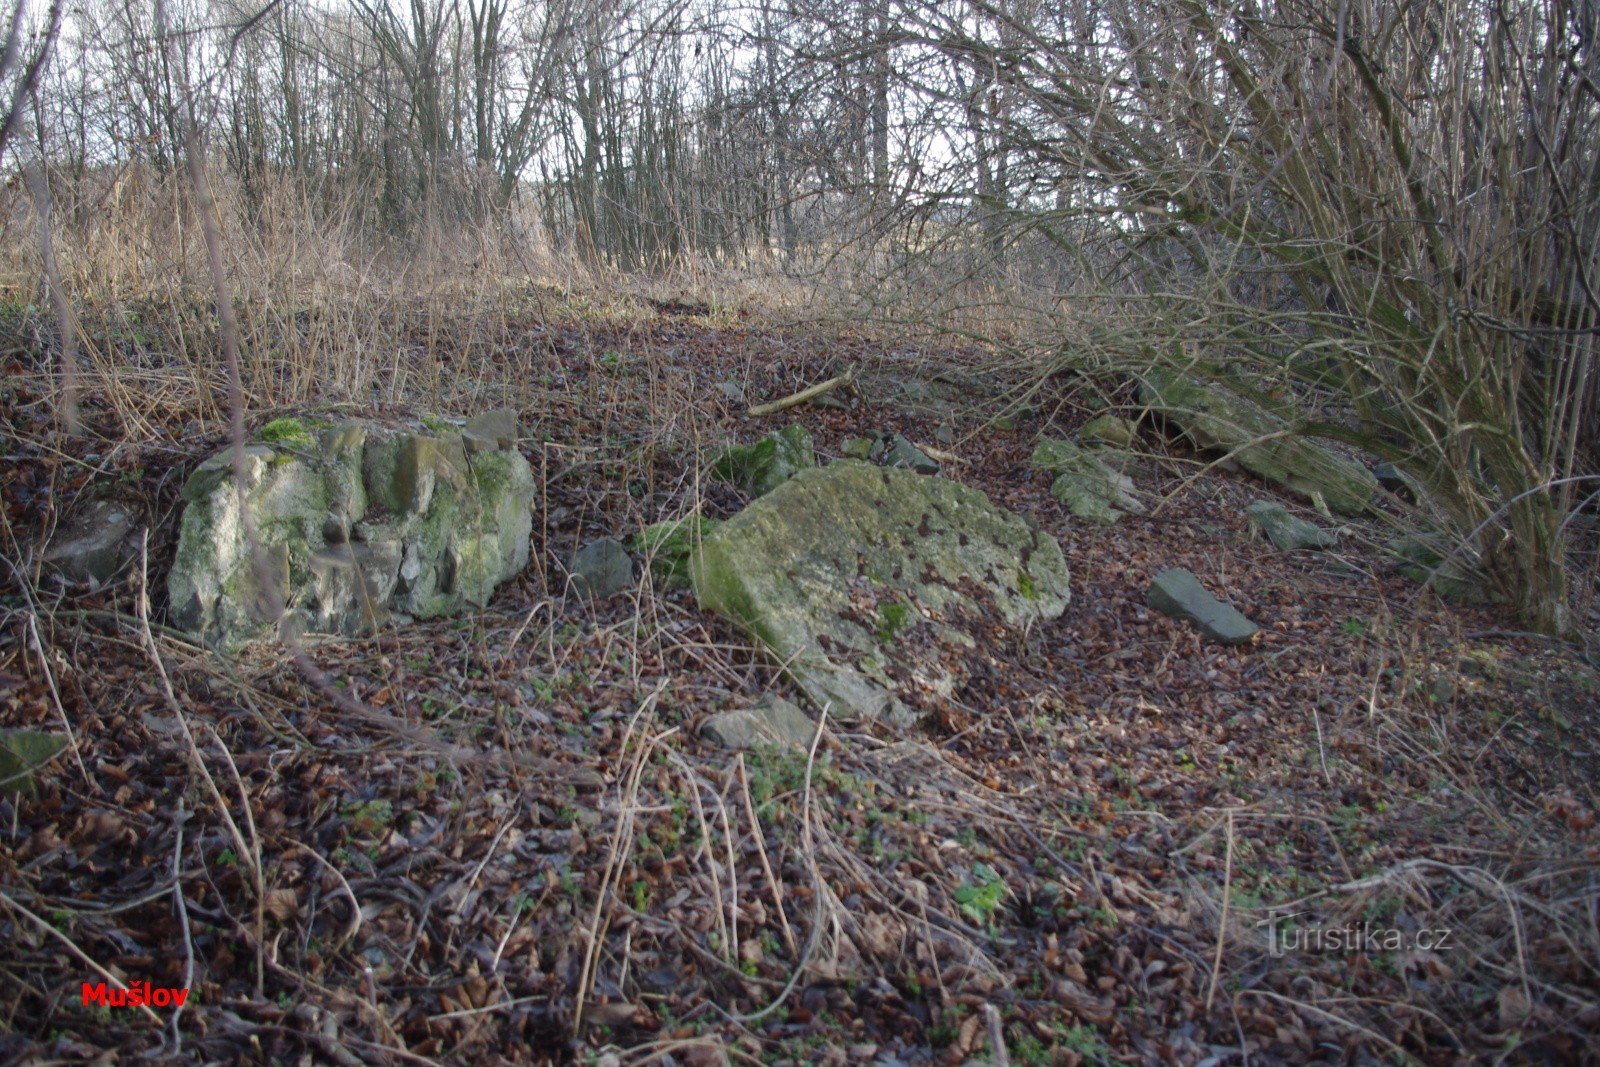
1031,438,1146,524
634,514,720,590
840,437,875,460
1388,538,1502,605
1139,369,1376,514
870,433,939,474
1081,414,1138,449
689,462,1070,724
712,424,815,496
256,417,320,449
170,413,534,649
1245,500,1335,551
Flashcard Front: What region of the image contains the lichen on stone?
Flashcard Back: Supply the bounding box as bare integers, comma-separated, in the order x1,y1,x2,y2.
169,414,534,649
634,514,720,589
689,462,1069,723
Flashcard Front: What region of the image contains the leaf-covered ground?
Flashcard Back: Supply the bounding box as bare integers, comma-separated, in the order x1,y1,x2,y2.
2,296,1598,1064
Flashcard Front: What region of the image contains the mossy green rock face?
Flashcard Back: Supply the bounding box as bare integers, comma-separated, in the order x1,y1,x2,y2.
1081,414,1138,449
689,462,1070,723
634,515,719,590
1031,439,1146,525
712,424,815,496
1139,369,1376,514
169,416,534,649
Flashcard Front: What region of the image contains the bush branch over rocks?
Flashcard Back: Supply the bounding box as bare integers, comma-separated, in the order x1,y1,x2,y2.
877,0,1600,634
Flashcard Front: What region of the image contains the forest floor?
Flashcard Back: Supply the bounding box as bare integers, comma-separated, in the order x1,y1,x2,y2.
2,290,1599,1065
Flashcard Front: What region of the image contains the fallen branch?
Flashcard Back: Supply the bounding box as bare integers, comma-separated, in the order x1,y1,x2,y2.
747,364,856,417
917,442,964,465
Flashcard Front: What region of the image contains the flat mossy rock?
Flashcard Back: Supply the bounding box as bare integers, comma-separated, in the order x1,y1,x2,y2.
1081,414,1138,449
869,433,939,474
701,695,816,750
1139,369,1376,514
1245,500,1336,551
169,415,534,649
712,424,815,496
1031,439,1146,525
689,461,1070,724
566,538,633,599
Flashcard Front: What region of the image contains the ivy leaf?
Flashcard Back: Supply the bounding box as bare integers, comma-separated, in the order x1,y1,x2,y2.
0,730,68,796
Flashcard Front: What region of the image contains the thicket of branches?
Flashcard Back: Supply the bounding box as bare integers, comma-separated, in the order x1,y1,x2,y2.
6,0,1600,633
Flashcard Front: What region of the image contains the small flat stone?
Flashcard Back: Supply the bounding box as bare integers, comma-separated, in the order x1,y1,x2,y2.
567,538,633,598
43,499,136,583
840,437,875,460
871,433,939,474
701,695,816,750
1147,568,1259,645
463,408,518,453
1080,414,1138,449
1245,500,1335,551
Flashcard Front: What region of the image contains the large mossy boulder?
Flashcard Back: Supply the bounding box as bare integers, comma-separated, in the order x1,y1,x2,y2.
169,412,534,649
1031,439,1146,525
712,424,815,496
689,461,1070,724
1139,369,1376,514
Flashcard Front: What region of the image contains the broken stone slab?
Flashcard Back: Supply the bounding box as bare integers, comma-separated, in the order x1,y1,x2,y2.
1138,368,1376,514
712,424,815,496
1080,414,1138,449
1245,500,1336,551
169,414,534,650
870,433,940,474
633,515,719,591
462,408,518,454
840,437,875,460
0,729,67,796
1147,568,1260,645
42,499,139,584
1031,439,1146,525
566,537,634,599
701,694,817,750
690,462,1070,723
